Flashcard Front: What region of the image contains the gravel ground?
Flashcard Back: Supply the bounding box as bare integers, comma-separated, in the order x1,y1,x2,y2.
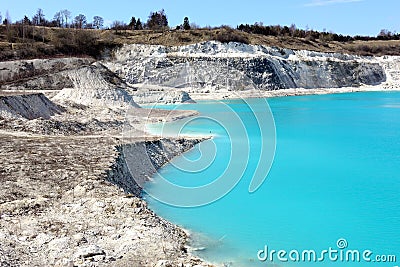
0,133,211,267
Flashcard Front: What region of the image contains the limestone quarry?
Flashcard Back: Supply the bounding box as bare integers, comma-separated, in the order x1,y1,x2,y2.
0,41,399,267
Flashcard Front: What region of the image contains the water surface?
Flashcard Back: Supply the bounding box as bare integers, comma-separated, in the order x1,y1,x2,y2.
145,92,400,266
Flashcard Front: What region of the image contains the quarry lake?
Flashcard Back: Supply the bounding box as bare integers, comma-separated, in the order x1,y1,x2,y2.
144,91,400,266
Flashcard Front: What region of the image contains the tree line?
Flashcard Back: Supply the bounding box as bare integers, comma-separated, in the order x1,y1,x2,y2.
0,8,193,32
0,7,398,45
0,8,195,59
237,23,400,42
1,7,397,41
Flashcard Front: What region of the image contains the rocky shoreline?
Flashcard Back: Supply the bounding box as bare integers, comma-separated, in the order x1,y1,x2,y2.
0,133,212,267
1,41,400,267
0,56,212,266
106,139,205,198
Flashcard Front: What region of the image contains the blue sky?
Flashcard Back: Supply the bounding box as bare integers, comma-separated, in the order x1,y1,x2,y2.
1,0,399,36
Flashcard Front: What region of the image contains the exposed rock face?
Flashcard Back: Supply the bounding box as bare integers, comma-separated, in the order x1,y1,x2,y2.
378,56,400,89
0,93,64,120
0,59,129,95
1,41,397,106
130,88,196,104
106,139,203,197
52,63,140,108
0,57,93,90
105,41,392,92
66,63,128,90
54,87,137,108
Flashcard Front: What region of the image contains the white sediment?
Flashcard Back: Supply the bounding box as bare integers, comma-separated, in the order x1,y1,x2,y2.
1,40,400,267
104,41,400,104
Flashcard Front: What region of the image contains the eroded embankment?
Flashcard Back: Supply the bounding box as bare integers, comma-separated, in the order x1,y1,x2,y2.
107,138,203,198
0,134,209,267
105,41,397,91
0,57,93,90
0,93,64,120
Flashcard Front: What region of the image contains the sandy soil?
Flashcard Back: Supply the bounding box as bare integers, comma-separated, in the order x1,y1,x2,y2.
0,92,210,267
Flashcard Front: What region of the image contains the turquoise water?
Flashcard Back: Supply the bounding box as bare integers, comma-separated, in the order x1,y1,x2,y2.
144,92,400,266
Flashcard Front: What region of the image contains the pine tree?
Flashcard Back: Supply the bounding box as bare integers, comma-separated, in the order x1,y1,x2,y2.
23,15,31,25
146,9,168,30
135,18,143,30
183,17,190,30
129,16,136,30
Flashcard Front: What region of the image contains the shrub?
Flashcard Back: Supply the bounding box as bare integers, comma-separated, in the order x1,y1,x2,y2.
215,29,249,44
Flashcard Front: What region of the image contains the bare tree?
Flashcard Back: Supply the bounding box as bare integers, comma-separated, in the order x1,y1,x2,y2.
85,23,94,29
378,29,392,38
93,16,104,29
32,15,38,25
61,9,71,28
33,8,45,25
190,22,199,29
22,15,31,41
0,12,2,24
111,20,126,33
53,12,63,27
289,23,296,36
5,10,11,24
74,14,87,29
5,11,11,42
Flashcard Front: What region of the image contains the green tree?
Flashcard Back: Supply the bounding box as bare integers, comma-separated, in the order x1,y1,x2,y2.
183,16,190,30
135,18,143,30
146,9,168,30
129,16,136,30
23,15,31,25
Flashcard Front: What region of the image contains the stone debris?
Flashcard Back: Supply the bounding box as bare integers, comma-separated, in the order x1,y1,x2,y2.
0,133,211,267
0,93,64,120
0,55,211,266
104,41,398,94
74,245,106,259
